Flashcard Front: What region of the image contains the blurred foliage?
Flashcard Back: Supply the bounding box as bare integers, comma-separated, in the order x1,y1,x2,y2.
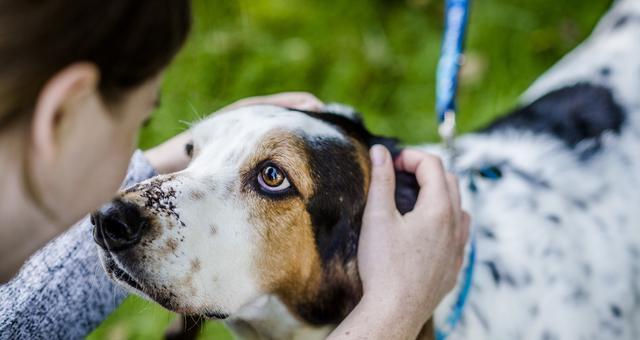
90,0,611,338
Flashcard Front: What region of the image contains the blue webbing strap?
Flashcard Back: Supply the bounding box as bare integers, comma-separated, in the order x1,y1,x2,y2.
436,0,471,150
434,1,473,339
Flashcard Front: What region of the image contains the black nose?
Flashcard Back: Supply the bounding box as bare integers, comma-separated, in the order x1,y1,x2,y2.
91,200,148,251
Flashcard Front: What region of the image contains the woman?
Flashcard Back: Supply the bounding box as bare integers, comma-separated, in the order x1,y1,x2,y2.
0,0,469,339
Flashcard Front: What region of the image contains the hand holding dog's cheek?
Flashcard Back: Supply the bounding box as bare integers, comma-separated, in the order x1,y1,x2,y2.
394,150,470,299
348,147,470,338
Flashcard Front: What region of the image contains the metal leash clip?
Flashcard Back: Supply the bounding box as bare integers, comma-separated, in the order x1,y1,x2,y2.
438,109,458,164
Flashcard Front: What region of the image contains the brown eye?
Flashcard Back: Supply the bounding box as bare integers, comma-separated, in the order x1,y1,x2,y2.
258,165,290,192
261,166,284,187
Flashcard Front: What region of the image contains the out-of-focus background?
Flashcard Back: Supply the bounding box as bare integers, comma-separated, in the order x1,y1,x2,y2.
88,0,611,338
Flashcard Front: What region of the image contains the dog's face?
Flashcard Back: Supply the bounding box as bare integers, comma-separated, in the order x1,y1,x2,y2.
93,105,417,324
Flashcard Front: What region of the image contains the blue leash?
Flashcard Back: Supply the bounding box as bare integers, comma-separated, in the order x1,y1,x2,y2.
435,235,476,340
435,0,475,339
436,0,471,151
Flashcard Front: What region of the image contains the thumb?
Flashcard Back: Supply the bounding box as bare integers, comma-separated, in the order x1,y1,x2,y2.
364,145,397,218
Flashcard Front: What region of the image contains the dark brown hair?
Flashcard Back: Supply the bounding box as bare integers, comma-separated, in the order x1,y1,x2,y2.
0,0,192,129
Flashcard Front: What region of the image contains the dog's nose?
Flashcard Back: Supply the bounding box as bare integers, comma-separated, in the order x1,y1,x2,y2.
91,200,148,251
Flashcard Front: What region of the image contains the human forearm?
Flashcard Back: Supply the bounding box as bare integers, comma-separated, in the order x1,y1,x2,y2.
0,217,128,339
328,293,428,340
0,150,157,338
0,224,58,283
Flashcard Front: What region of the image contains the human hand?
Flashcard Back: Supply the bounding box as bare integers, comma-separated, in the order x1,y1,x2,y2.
145,92,324,174
219,91,324,113
330,145,470,339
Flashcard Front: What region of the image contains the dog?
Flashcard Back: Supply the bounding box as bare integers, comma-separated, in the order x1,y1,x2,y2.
92,1,640,339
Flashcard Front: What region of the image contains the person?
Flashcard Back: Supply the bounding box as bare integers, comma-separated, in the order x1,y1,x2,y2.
0,1,470,339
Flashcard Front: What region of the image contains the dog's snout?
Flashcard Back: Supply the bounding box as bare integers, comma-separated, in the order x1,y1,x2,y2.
92,200,148,251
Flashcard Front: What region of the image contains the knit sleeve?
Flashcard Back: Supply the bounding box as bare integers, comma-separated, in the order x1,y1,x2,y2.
0,150,157,340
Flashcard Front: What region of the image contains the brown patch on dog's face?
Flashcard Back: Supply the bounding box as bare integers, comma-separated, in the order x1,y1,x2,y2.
239,130,324,308
237,126,371,325
240,130,316,198
255,199,324,307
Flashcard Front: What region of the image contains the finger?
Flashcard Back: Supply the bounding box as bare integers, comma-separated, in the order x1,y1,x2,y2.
144,130,194,174
455,213,470,272
221,92,324,112
446,173,463,246
363,145,398,220
395,150,447,191
455,253,465,272
396,150,449,208
459,211,471,247
288,93,324,111
264,92,324,111
446,172,461,209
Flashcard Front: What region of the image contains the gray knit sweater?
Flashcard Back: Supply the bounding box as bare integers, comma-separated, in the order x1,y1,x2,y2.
0,150,157,339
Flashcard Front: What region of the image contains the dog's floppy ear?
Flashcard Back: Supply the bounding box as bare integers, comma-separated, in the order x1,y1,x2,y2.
295,104,419,214
321,104,419,215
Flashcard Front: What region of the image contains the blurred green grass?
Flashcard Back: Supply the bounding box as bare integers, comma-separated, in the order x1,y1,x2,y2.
89,0,611,338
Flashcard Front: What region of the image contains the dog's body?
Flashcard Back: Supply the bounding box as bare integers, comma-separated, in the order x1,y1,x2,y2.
93,1,640,339
434,2,640,337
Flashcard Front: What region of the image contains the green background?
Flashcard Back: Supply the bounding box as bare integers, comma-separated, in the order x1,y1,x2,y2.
89,0,611,338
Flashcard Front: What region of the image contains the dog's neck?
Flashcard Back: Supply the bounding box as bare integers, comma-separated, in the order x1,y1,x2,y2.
229,295,334,340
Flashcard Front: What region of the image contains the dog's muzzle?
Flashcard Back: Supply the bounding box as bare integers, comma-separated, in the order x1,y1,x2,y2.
91,200,148,251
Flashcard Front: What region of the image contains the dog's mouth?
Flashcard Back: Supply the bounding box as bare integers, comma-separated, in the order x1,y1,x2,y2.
101,250,145,293
100,250,230,320
205,311,230,320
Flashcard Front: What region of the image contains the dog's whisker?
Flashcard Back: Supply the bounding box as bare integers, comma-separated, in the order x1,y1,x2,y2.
178,120,194,128
186,100,205,122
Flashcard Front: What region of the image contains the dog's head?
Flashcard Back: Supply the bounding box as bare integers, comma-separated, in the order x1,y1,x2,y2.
93,105,418,324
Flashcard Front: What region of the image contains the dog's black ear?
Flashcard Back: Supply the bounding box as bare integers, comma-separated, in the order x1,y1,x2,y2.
393,170,419,215
294,104,419,215
319,104,403,155
294,105,419,325
301,104,374,146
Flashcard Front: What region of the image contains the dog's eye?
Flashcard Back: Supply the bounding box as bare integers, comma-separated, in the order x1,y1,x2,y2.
185,142,194,157
258,165,290,192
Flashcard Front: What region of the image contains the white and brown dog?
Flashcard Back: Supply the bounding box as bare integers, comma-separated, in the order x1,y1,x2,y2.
93,1,640,339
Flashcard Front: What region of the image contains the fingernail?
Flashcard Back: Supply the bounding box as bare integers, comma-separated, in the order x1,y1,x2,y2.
370,145,387,166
